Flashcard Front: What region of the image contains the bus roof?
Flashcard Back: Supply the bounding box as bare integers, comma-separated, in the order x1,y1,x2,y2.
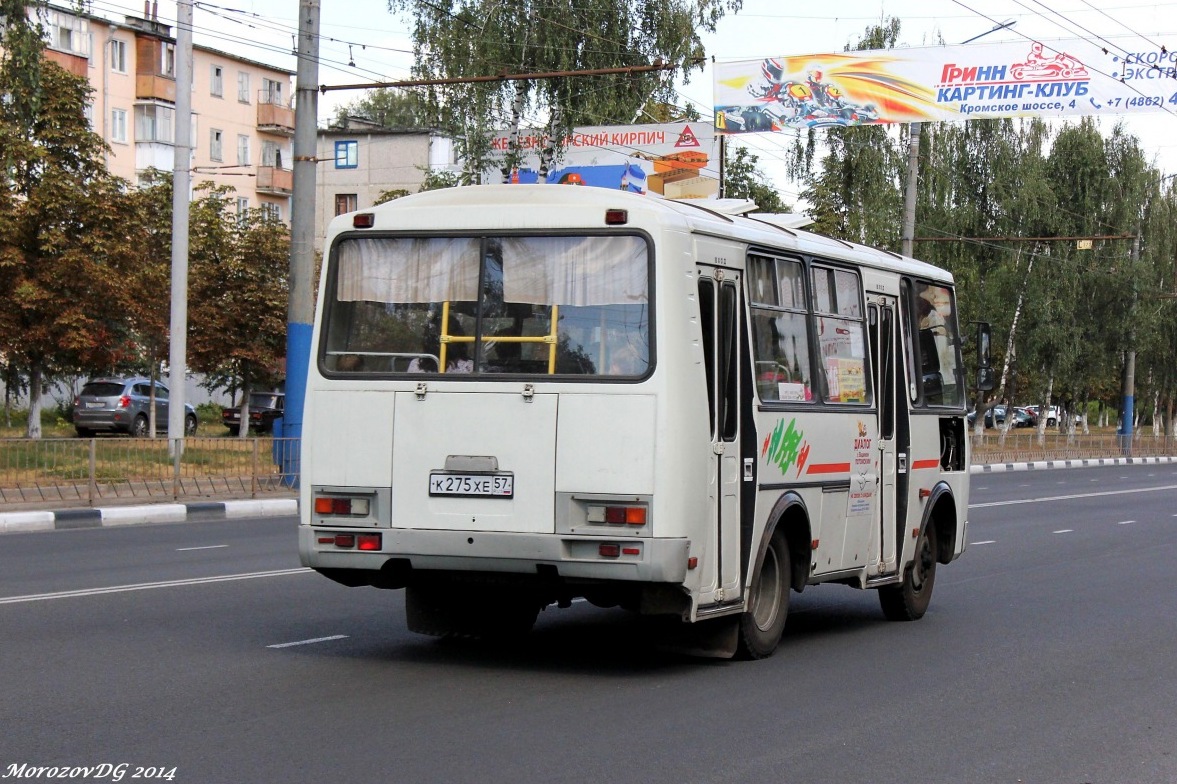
330,185,954,284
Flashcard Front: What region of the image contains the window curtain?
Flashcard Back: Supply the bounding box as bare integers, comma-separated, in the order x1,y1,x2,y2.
336,238,480,303
502,236,647,306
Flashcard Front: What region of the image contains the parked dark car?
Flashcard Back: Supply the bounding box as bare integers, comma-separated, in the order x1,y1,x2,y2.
72,377,198,437
967,405,1034,429
222,392,285,435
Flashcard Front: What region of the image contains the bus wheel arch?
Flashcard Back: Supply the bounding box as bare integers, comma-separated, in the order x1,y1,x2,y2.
924,482,959,564
736,493,811,659
879,485,955,621
760,492,812,593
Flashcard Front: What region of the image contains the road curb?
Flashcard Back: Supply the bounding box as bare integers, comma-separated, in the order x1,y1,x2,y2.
969,455,1177,473
0,498,298,534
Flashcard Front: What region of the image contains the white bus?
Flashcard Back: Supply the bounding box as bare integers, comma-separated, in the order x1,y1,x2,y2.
299,184,993,658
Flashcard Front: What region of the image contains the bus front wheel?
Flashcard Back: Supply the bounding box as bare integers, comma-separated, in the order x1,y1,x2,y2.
879,523,937,621
737,533,791,659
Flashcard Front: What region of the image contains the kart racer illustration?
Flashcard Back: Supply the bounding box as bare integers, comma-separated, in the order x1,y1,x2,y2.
1011,42,1088,80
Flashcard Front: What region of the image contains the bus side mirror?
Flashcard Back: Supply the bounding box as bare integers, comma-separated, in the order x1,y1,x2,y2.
976,322,995,391
976,366,996,392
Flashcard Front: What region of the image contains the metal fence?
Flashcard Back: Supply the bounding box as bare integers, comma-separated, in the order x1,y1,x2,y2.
971,431,1177,464
0,437,299,510
1,431,1174,511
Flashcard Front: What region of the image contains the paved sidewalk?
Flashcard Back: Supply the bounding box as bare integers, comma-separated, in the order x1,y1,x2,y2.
3,455,1176,535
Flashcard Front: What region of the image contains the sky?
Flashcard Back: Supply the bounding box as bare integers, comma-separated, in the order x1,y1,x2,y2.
82,0,1177,202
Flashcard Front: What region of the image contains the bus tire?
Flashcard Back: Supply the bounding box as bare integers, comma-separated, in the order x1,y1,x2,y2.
737,532,790,659
879,523,937,621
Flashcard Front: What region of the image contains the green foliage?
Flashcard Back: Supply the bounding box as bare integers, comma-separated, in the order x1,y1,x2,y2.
418,167,462,191
723,144,789,213
374,188,412,204
185,184,290,399
788,19,905,246
388,0,742,179
332,88,432,129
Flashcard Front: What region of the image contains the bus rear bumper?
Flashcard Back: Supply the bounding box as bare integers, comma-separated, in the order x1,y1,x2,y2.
299,525,691,584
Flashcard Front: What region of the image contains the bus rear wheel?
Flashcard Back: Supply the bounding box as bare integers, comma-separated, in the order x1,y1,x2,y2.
737,533,790,659
879,523,937,621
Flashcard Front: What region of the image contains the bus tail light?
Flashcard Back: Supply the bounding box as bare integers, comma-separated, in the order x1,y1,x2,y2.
314,496,371,516
353,212,375,228
587,504,647,526
357,534,382,551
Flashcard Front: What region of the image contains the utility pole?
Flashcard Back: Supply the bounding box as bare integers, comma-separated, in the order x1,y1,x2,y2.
167,0,193,446
1120,229,1141,452
900,20,1015,258
285,0,320,479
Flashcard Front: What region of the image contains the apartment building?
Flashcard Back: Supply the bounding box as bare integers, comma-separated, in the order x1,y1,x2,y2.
315,118,457,247
38,4,294,221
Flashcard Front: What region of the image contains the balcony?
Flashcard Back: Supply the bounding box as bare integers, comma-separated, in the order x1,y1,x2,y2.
44,48,88,78
257,92,294,136
136,73,176,103
257,165,293,196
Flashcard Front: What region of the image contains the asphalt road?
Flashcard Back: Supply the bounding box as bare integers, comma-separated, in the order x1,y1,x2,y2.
1,464,1175,784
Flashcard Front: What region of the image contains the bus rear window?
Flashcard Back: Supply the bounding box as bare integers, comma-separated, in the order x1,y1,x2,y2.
322,235,651,377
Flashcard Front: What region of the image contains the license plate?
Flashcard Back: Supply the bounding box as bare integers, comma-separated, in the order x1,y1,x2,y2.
429,472,513,497
85,402,104,408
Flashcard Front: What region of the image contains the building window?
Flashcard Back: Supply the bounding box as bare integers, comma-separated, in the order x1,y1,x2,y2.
210,65,223,97
261,141,284,168
56,26,74,51
237,135,250,166
236,197,250,217
83,103,94,129
111,108,127,143
334,193,358,216
210,129,223,161
161,42,175,77
261,78,283,105
110,40,127,73
237,71,250,103
135,104,175,144
335,140,358,169
261,203,282,222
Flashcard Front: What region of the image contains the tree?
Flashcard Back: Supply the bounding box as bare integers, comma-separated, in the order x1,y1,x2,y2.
723,143,789,213
332,87,432,129
388,0,742,180
186,185,289,437
786,19,906,247
1,13,143,437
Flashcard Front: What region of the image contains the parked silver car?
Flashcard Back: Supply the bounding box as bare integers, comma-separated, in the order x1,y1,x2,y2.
72,377,198,437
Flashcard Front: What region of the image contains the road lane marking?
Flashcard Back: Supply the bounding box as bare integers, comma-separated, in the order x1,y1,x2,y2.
1054,529,1073,534
268,635,349,649
176,544,228,551
971,540,996,545
0,568,312,605
1117,520,1136,525
970,483,1177,508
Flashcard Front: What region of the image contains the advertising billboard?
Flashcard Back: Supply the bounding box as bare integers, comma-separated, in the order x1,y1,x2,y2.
485,122,720,199
714,38,1174,132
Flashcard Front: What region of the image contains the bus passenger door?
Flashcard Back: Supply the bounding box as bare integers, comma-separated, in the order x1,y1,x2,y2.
697,269,743,601
867,297,902,575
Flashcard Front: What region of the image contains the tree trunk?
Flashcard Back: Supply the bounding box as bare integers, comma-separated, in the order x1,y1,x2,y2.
26,363,43,439
1036,376,1054,446
237,368,251,439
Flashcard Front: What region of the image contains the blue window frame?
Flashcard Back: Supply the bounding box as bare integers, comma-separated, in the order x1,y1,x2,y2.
335,140,358,169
